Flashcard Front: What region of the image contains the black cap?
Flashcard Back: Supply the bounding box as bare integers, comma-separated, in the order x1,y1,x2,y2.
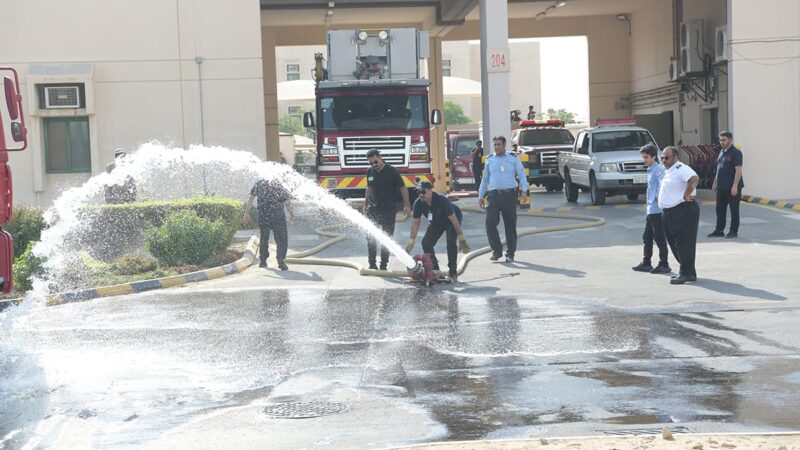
415,180,433,191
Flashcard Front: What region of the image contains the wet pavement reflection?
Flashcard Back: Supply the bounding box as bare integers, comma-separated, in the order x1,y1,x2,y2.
2,289,800,448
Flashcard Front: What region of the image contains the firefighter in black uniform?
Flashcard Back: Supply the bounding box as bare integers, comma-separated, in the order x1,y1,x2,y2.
405,181,471,282
244,177,294,270
363,148,411,270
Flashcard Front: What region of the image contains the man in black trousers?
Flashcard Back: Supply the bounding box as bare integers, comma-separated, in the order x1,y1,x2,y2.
364,148,412,270
708,131,744,239
658,147,700,285
244,177,294,270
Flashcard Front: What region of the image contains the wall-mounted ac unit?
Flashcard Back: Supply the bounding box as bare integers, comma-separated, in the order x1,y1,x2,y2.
668,58,681,82
44,86,81,109
680,19,705,76
715,25,728,64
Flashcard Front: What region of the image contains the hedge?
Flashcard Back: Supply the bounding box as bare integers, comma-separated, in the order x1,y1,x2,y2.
6,204,45,257
78,196,244,261
145,210,226,266
12,241,46,291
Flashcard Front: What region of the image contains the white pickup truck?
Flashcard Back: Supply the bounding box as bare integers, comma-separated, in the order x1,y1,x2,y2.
558,123,659,205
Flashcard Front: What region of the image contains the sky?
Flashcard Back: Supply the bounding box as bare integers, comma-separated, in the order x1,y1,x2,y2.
470,36,590,123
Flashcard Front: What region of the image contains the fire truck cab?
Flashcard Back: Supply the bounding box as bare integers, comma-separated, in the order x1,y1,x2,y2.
1,67,29,293
303,28,441,198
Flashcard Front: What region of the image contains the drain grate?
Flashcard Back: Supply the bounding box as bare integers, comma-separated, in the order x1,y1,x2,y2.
262,401,350,419
602,426,694,436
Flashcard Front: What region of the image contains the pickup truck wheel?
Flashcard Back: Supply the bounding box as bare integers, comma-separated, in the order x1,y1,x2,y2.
626,193,639,201
590,173,606,206
564,172,579,203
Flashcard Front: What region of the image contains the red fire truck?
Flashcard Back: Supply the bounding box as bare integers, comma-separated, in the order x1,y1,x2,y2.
303,29,441,198
510,119,575,192
1,68,29,293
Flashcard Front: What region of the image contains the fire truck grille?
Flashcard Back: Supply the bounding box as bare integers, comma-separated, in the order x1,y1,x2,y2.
621,161,647,173
344,153,406,167
343,137,406,151
540,151,560,168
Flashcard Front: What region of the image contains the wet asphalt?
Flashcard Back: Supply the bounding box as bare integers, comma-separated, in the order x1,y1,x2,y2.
2,287,800,449
2,190,800,448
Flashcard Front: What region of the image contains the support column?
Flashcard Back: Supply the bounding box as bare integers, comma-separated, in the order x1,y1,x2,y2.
261,27,280,162
479,0,511,146
428,36,447,191
586,17,630,124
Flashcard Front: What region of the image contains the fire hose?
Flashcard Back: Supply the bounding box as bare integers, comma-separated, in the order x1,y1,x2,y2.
276,205,605,280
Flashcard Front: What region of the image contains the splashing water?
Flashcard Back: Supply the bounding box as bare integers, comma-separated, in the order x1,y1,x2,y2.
17,142,416,304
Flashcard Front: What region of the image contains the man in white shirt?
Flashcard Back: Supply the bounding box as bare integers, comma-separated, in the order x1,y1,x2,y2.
658,147,700,285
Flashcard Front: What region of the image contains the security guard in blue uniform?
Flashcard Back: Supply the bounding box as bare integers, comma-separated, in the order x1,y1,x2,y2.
478,135,529,262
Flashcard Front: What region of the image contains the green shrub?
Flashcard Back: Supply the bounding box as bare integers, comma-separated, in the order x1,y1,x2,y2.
145,210,226,266
113,253,158,275
12,241,46,291
7,205,45,257
80,196,244,260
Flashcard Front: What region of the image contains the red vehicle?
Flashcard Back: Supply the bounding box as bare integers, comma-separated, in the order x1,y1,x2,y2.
304,29,441,198
510,119,575,192
446,129,479,191
1,67,29,293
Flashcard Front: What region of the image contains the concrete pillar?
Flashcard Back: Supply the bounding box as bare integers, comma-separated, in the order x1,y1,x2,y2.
261,27,280,162
479,0,511,146
729,0,800,199
586,17,631,124
428,36,447,191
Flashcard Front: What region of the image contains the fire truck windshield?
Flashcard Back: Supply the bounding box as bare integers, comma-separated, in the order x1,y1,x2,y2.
319,94,428,131
519,129,575,146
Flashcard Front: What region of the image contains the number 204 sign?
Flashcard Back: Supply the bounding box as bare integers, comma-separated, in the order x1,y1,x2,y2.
487,48,510,73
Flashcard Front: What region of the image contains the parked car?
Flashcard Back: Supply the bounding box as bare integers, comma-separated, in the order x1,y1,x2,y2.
558,119,659,205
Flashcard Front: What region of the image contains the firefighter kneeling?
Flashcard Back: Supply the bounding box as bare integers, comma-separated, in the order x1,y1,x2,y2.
405,181,470,283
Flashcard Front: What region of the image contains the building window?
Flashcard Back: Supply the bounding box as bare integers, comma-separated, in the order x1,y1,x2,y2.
44,117,91,173
288,106,302,117
286,64,300,81
442,59,452,77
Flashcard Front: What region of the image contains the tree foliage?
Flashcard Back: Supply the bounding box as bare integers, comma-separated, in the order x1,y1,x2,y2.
444,101,472,126
279,114,312,138
546,108,577,124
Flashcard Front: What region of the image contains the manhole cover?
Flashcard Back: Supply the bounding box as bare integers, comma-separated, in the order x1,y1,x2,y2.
602,426,694,436
262,401,349,419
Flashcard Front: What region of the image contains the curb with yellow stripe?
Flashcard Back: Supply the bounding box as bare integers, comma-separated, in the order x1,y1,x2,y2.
742,195,800,212
43,236,259,306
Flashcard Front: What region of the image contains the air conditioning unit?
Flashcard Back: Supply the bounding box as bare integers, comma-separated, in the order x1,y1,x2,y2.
44,86,81,108
715,25,728,64
680,19,705,76
668,58,681,81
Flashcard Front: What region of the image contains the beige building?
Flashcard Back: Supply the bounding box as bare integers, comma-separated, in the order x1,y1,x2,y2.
2,0,798,204
2,0,266,206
